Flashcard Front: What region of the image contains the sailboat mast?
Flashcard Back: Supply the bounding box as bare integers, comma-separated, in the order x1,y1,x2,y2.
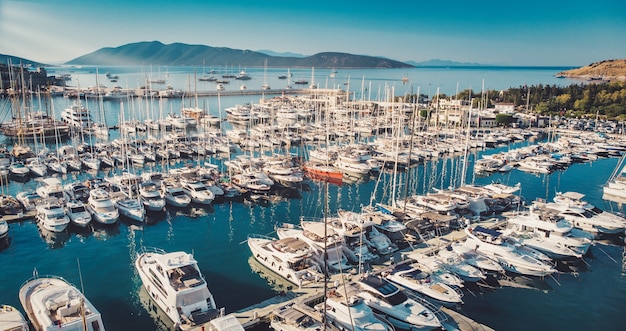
460,89,473,186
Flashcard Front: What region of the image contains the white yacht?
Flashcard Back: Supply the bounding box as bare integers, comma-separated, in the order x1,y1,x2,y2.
247,234,323,286
505,210,593,255
384,263,464,308
230,171,274,194
355,275,443,331
64,181,90,202
9,161,30,178
35,199,70,233
0,219,8,240
553,191,626,229
135,247,219,330
19,275,106,331
540,201,626,236
0,304,28,331
181,181,215,205
501,228,582,259
36,178,65,201
60,101,94,128
317,282,393,331
16,190,44,212
87,188,119,225
276,222,353,274
463,226,556,277
65,200,92,228
269,302,326,331
433,247,494,281
139,181,166,211
361,204,408,246
161,181,192,208
336,210,396,254
115,197,145,222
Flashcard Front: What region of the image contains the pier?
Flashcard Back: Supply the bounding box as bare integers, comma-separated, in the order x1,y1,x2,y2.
191,218,504,331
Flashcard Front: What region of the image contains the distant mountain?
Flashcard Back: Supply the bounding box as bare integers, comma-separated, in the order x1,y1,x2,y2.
255,50,307,58
0,54,47,67
407,59,483,67
65,41,413,68
557,59,626,80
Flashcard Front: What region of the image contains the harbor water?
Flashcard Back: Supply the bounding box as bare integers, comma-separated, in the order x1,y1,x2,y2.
1,66,625,331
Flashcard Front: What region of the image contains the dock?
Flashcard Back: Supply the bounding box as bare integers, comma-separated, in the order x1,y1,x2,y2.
190,219,504,331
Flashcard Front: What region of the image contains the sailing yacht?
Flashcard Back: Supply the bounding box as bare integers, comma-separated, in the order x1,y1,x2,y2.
135,247,219,330
19,275,106,331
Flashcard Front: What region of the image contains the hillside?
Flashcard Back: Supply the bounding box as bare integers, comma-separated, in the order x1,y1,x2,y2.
557,59,626,80
66,41,413,68
0,54,47,67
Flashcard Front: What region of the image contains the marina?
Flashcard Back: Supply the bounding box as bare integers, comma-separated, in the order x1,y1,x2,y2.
1,65,626,331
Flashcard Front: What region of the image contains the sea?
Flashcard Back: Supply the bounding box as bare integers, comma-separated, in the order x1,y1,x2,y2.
1,65,625,331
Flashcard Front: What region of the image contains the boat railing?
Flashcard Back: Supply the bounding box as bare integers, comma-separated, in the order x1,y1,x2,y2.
402,289,449,324
138,246,168,256
20,274,74,291
247,233,276,241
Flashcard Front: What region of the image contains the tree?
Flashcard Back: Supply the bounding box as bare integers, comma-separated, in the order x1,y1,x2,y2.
495,114,515,127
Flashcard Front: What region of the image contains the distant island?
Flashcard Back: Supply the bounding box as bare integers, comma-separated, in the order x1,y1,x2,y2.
556,59,626,80
64,41,414,68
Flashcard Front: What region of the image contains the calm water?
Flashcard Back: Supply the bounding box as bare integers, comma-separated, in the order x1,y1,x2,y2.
2,66,626,331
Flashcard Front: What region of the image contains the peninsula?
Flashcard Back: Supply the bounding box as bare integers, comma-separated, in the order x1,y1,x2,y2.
557,58,626,80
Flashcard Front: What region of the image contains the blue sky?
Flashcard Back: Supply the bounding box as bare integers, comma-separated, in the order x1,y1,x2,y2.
1,0,625,66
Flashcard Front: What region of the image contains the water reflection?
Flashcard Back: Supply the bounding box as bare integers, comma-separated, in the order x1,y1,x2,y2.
247,256,299,294
38,226,70,249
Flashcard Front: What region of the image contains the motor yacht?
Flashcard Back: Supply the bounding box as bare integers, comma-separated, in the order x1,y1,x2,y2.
463,226,556,277
505,210,593,255
139,181,166,211
135,247,219,330
336,210,396,254
384,263,464,308
65,200,92,228
269,301,326,331
161,180,192,208
247,234,323,286
36,178,65,201
538,200,626,236
86,188,119,225
0,219,8,240
64,181,91,202
276,222,353,274
35,198,70,233
181,181,215,205
0,304,28,331
316,282,393,331
16,190,44,212
355,275,444,330
19,275,106,331
115,197,145,222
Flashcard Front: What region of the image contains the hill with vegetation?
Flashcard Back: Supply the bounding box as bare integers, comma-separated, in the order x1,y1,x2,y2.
0,54,47,67
557,59,626,80
65,41,413,68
